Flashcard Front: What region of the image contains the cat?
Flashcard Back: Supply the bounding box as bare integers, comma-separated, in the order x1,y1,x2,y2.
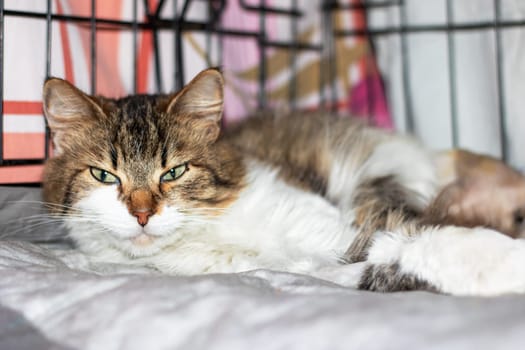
428,149,525,238
42,68,525,296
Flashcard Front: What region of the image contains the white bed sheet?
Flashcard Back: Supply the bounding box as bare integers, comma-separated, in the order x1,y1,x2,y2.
1,187,525,350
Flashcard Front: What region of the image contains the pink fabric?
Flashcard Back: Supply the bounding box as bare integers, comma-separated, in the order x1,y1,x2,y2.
0,0,392,183
221,0,278,123
349,75,393,129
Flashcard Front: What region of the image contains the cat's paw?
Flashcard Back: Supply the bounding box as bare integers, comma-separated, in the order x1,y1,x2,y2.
368,226,525,296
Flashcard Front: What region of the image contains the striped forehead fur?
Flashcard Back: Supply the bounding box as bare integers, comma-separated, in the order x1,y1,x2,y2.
110,95,167,173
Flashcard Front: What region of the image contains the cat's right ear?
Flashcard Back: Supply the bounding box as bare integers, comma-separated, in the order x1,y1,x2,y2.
43,78,105,154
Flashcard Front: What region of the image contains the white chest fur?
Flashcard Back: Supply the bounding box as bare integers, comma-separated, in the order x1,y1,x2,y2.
68,162,357,275
147,162,357,274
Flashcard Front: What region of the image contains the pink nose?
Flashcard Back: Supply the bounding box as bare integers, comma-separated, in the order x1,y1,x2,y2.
133,210,152,226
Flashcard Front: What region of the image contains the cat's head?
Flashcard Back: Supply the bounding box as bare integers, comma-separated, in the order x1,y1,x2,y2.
42,69,245,258
430,149,525,238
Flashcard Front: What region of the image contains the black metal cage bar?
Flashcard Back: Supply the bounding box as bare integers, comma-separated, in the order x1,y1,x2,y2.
493,0,508,161
445,0,459,148
0,0,4,166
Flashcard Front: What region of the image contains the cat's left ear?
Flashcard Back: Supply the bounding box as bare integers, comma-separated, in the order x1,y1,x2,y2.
166,68,224,143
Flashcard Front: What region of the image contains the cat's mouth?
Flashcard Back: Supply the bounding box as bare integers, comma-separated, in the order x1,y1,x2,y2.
130,233,157,247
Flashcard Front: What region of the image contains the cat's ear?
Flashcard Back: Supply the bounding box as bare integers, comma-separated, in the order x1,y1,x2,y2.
166,68,224,143
43,78,106,154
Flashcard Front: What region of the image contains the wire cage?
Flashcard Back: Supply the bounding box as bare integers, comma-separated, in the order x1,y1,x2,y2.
1,0,524,183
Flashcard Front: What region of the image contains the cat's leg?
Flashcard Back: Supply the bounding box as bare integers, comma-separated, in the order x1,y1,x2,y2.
359,225,525,296
343,175,424,263
329,136,438,263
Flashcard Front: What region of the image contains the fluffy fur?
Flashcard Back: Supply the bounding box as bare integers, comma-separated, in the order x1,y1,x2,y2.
42,68,525,296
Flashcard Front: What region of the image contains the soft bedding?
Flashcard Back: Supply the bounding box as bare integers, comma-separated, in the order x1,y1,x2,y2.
1,187,525,350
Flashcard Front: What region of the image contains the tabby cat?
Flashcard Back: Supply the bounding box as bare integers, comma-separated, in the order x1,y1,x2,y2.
42,68,525,296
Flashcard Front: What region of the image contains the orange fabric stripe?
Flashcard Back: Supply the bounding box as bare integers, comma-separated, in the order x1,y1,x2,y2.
350,0,378,77
0,165,44,183
56,0,75,82
3,133,46,159
137,0,156,93
350,0,367,76
3,101,43,114
137,30,152,93
66,0,125,97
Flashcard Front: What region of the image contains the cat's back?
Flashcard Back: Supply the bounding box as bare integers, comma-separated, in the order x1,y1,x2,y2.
225,110,365,148
222,111,388,194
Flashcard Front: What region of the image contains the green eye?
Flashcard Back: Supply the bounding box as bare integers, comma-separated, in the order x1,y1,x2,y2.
90,167,120,184
161,163,188,182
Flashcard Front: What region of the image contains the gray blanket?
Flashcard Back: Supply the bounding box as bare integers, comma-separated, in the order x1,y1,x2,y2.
1,186,524,350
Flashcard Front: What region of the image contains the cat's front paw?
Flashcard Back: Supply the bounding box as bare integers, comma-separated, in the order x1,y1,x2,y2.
367,226,525,296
